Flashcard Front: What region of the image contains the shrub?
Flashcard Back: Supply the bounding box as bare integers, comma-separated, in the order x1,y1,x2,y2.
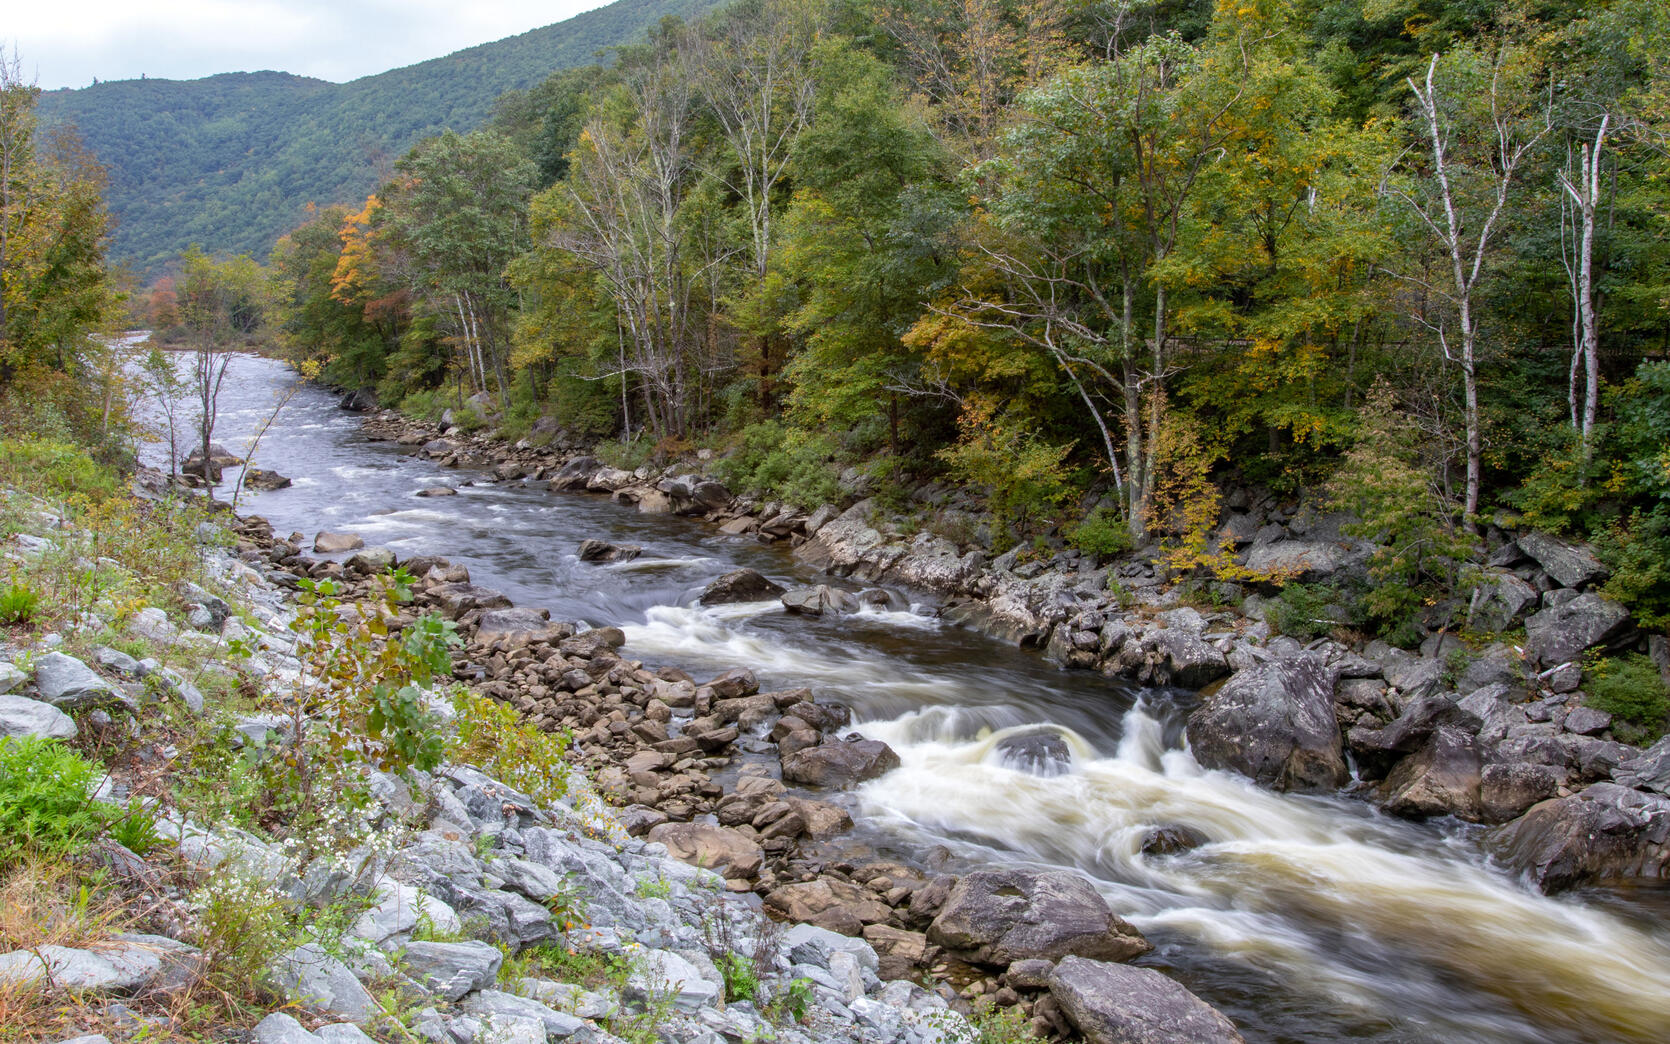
596,435,657,472
713,421,842,508
0,438,120,503
449,688,576,809
1068,506,1134,560
1267,583,1340,641
716,953,759,1003
1583,652,1670,745
0,582,40,624
1597,508,1670,631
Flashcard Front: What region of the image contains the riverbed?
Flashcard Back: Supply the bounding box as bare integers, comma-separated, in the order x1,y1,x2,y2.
145,352,1670,1044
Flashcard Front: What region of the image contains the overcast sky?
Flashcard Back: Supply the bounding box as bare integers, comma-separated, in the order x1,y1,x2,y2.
10,1,612,91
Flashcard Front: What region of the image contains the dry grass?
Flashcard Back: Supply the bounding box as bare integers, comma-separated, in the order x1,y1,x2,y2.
0,858,134,953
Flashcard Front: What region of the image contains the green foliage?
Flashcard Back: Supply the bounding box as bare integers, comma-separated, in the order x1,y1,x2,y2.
713,421,843,509
1597,508,1670,631
0,581,40,624
771,977,814,1025
938,402,1076,536
0,438,120,502
596,436,657,472
0,738,152,868
715,953,759,1004
1267,583,1341,641
1582,652,1670,746
1067,507,1134,560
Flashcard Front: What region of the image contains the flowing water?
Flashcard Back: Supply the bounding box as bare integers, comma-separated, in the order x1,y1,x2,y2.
146,352,1670,1043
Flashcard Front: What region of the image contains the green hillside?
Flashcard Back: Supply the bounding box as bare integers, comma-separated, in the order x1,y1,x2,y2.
36,0,717,275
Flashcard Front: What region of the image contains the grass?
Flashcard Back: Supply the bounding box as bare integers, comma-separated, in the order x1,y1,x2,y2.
1583,652,1670,746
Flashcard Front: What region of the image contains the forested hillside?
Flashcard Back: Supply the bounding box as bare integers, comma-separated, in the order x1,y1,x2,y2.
34,0,720,273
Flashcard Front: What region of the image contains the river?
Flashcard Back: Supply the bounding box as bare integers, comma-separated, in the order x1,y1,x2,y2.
146,352,1670,1044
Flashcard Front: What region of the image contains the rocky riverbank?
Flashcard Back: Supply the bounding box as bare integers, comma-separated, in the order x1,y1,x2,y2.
355,408,1670,898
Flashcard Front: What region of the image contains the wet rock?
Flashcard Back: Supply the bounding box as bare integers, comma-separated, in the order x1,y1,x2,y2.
994,728,1073,776
706,668,759,699
787,796,855,840
1614,737,1670,797
1048,956,1245,1044
699,569,787,606
645,822,763,881
1490,783,1670,893
415,486,457,497
1524,593,1632,668
243,468,292,491
0,692,76,740
1146,627,1230,689
1480,762,1564,823
313,531,365,553
781,585,861,616
578,539,642,563
1186,658,1347,793
764,878,892,934
1140,825,1208,856
549,456,602,491
1516,532,1609,590
1381,727,1483,819
782,739,901,789
658,475,733,515
927,868,1151,966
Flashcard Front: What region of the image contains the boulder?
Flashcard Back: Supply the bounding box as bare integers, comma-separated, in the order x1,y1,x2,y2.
645,822,764,880
243,468,291,491
0,692,76,740
781,585,860,616
1480,762,1564,823
1516,532,1609,590
927,869,1151,966
1524,593,1633,667
578,540,643,563
993,728,1073,776
1048,957,1245,1044
699,569,787,606
31,652,124,713
415,486,457,497
1380,727,1483,820
344,547,396,574
658,475,732,515
1147,627,1230,689
764,878,893,934
782,739,900,789
476,608,575,647
549,456,602,491
1243,540,1350,582
1185,658,1347,793
265,943,376,1023
1468,571,1539,633
1614,737,1670,797
398,940,503,1001
313,531,365,553
1490,783,1670,893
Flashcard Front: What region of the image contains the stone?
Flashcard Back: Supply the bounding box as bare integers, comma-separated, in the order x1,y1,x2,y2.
1480,762,1564,823
0,692,76,740
314,532,365,553
399,940,503,1001
1468,572,1540,633
1185,658,1347,793
266,943,376,1022
1243,539,1351,583
646,822,763,880
993,728,1074,776
31,651,123,713
1380,727,1483,820
244,468,292,491
0,661,24,693
1048,957,1245,1044
1516,532,1609,590
1490,783,1670,893
460,989,586,1038
577,540,642,563
344,547,396,574
415,486,457,497
1614,737,1670,796
765,878,893,933
476,608,574,647
1146,628,1230,689
316,1025,377,1044
785,797,854,840
782,739,901,789
549,456,603,491
658,475,733,516
928,869,1151,966
0,936,201,994
253,1013,322,1044
1563,705,1613,737
699,569,787,606
1524,593,1632,668
628,947,721,1013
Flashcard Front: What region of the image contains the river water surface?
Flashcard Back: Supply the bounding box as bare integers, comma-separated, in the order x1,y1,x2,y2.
149,353,1670,1044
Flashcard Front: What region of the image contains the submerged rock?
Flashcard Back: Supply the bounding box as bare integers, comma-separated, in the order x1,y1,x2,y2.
994,728,1073,776
699,568,787,606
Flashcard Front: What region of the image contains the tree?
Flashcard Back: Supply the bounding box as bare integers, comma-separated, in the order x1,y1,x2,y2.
177,246,265,477
1395,44,1549,522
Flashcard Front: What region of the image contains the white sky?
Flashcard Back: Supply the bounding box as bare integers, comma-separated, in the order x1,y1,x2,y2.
9,1,612,91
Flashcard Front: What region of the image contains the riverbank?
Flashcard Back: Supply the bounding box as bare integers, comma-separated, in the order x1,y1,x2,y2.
352,405,1670,897
0,450,1023,1044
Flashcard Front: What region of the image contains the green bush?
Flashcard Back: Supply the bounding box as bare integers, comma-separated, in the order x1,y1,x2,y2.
1267,583,1340,641
0,737,145,867
713,421,842,509
0,438,120,503
1583,653,1670,745
1597,508,1670,631
596,436,657,471
716,953,759,1003
0,582,41,624
1068,506,1134,560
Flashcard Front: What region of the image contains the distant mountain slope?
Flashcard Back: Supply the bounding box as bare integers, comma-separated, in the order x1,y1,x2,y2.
38,0,717,275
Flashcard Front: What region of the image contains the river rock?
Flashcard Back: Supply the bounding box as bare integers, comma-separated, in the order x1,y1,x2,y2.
1614,737,1670,796
0,692,77,739
426,582,513,617
928,868,1151,966
578,539,642,563
398,940,503,1001
243,468,291,491
1048,956,1245,1044
1185,658,1347,793
313,531,365,553
1380,727,1483,819
782,739,900,789
1146,626,1230,688
781,585,860,616
764,877,893,934
994,728,1073,776
1480,762,1564,823
657,475,732,516
476,608,575,647
550,456,602,491
1490,783,1670,892
32,651,124,713
344,547,396,574
265,942,376,1023
645,822,764,880
1516,532,1609,590
415,486,457,497
699,569,787,606
1524,593,1632,667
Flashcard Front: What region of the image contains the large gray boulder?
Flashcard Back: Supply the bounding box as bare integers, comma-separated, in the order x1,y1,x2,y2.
1186,658,1347,793
1516,532,1609,590
265,943,376,1023
1146,627,1230,689
1614,737,1670,797
1048,956,1245,1044
313,532,364,554
782,739,900,789
1490,783,1670,893
927,869,1150,966
1380,727,1483,820
699,569,787,606
1468,571,1540,633
0,692,76,739
1243,540,1350,583
549,456,602,491
475,608,575,647
658,475,733,515
1524,593,1632,667
31,652,123,713
398,940,502,1001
